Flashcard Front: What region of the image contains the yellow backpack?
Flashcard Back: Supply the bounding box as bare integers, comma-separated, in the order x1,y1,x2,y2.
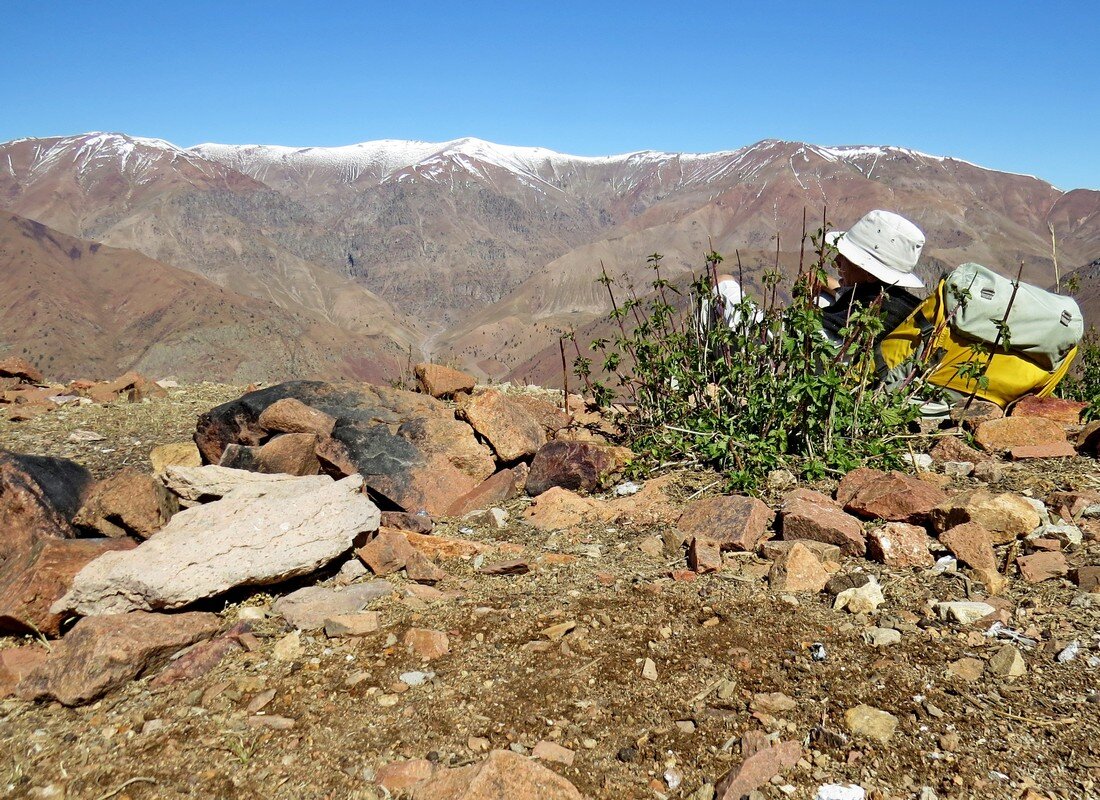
878,263,1082,408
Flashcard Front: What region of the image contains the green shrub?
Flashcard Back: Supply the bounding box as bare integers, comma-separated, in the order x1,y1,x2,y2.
574,231,924,490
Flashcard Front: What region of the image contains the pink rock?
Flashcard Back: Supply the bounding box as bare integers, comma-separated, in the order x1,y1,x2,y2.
447,466,528,516
357,528,417,576
1016,551,1069,583
781,498,866,556
768,542,829,592
677,496,776,552
1011,395,1087,425
0,646,48,697
866,522,934,568
1010,442,1078,460
974,416,1067,453
407,750,583,799
414,363,476,399
842,470,947,523
939,522,997,571
257,397,336,437
716,740,802,800
404,627,450,661
688,537,722,574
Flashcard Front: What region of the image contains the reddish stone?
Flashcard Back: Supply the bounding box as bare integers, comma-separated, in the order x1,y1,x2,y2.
835,468,882,507
0,537,136,636
781,488,838,508
1010,442,1078,460
357,528,416,576
455,389,546,462
522,487,606,530
929,436,989,464
258,433,321,475
1047,490,1100,522
17,611,221,706
1071,565,1100,592
477,558,530,575
974,416,1067,453
446,465,528,516
414,363,477,399
939,522,997,571
1011,395,1087,425
1028,538,1062,552
406,531,491,560
688,537,722,573
405,550,446,584
843,470,948,523
525,440,631,496
257,397,337,437
781,498,866,557
1016,551,1069,583
381,511,434,534
404,627,450,661
716,740,802,800
74,468,177,539
316,436,357,477
677,495,776,552
149,623,249,687
397,415,496,482
0,646,48,697
0,452,92,565
377,759,437,793
768,542,829,592
403,750,583,799
0,356,44,384
866,522,934,568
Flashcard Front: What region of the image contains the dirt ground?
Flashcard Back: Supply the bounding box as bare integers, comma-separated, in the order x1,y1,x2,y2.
2,388,1100,800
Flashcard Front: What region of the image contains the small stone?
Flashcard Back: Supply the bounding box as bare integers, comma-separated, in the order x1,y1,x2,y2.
414,363,476,398
781,499,867,557
987,644,1026,678
257,398,336,437
1032,523,1082,548
541,621,577,640
948,657,984,682
272,631,302,661
751,692,798,713
768,542,829,592
532,740,575,766
478,559,530,576
865,522,934,568
936,601,996,624
404,628,449,661
843,705,898,743
677,495,776,552
1016,551,1069,583
642,657,658,681
939,522,997,571
833,577,884,614
638,536,664,558
942,461,974,477
760,539,841,562
930,490,1041,544
399,670,434,687
929,437,988,464
149,442,202,474
689,537,723,573
324,612,381,637
1011,442,1078,460
939,732,960,752
468,736,490,752
840,468,947,523
863,627,902,647
1010,394,1086,425
247,714,295,730
974,416,1066,453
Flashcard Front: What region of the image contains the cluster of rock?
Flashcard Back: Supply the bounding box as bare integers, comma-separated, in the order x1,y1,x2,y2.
1,364,1099,799
0,355,167,421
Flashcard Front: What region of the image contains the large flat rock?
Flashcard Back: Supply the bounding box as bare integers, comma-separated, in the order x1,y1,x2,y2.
54,474,379,616
16,611,220,706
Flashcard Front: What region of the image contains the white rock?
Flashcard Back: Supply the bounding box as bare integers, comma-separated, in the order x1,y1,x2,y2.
1021,497,1050,526
1031,523,1082,548
400,670,434,686
942,461,973,477
864,627,902,647
613,481,643,496
273,582,392,630
54,475,379,616
642,657,658,681
834,578,884,614
902,453,933,472
815,785,866,800
162,464,300,501
936,601,996,624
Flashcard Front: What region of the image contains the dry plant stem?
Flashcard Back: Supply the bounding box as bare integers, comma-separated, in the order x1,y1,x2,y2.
558,337,569,414
1049,222,1060,292
962,260,1025,411
94,777,156,800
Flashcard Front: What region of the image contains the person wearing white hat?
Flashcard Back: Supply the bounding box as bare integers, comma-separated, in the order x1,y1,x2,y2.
818,209,926,344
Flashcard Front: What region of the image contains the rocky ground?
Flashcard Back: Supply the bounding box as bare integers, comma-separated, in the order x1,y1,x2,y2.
2,380,1099,800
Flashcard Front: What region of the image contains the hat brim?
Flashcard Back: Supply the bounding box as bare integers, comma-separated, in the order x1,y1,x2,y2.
827,230,925,289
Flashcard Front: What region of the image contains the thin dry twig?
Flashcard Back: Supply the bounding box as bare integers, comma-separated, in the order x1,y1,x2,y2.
94,777,157,800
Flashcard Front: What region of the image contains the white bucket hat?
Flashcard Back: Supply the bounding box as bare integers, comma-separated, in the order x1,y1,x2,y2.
826,209,926,289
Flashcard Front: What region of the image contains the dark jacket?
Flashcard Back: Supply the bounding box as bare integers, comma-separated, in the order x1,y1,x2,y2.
821,282,922,345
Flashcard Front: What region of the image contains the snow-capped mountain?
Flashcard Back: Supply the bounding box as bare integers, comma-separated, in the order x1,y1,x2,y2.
1,131,1098,382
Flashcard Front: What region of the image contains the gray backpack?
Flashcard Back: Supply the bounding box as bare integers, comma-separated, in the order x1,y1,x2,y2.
943,263,1083,371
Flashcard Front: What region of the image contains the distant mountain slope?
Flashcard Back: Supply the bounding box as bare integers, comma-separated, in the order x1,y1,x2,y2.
0,212,406,382
2,132,1099,381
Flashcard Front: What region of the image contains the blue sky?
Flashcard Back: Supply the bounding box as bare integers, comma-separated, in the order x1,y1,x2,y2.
3,1,1097,188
